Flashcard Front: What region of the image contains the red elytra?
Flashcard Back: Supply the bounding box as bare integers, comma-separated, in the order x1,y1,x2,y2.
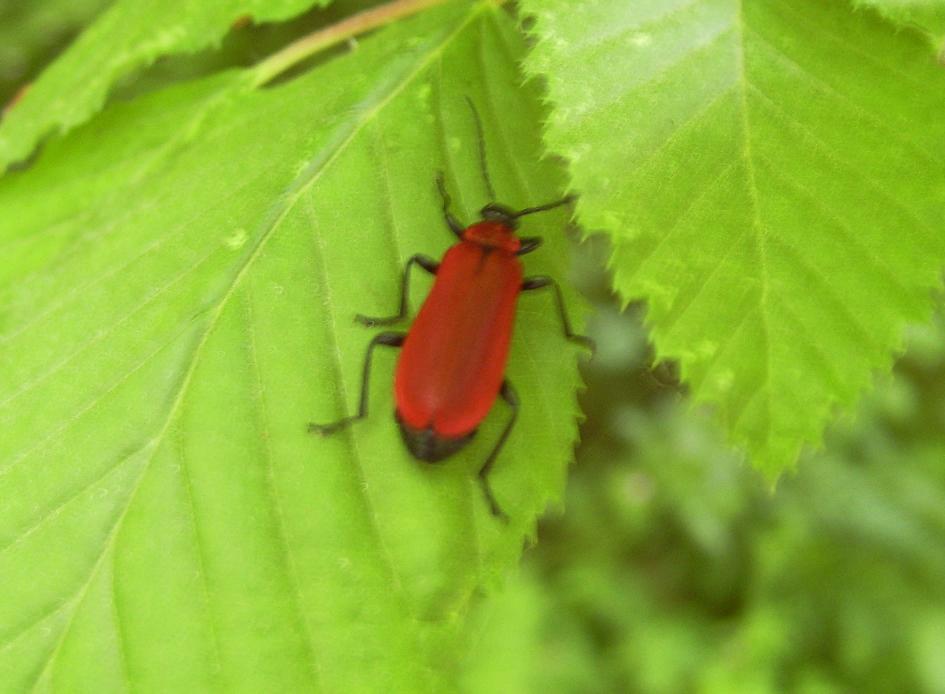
309,102,592,520
396,222,522,442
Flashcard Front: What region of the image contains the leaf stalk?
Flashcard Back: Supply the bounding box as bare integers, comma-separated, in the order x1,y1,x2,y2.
251,0,451,87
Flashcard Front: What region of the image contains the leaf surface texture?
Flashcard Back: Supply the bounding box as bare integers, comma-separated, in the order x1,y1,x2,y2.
522,0,945,475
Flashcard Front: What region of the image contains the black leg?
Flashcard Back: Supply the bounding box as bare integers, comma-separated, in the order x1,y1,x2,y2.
436,171,465,238
513,195,576,219
521,276,595,352
308,332,406,435
516,236,542,256
356,254,438,327
478,380,518,522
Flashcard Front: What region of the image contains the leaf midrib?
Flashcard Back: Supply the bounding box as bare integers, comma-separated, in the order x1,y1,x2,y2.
734,0,773,441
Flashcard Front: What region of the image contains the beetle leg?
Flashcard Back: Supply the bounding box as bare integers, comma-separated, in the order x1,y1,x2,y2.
308,332,406,435
436,171,465,238
512,195,576,219
521,276,595,352
478,379,518,522
356,254,439,326
516,236,543,256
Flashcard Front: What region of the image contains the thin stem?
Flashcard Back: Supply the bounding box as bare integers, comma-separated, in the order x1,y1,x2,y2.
251,0,449,87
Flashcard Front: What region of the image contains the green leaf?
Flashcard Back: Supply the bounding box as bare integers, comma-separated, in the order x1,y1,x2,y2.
521,0,945,476
0,3,584,689
855,0,945,49
0,0,331,172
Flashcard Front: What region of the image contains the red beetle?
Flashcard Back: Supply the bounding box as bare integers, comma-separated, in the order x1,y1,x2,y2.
309,102,592,520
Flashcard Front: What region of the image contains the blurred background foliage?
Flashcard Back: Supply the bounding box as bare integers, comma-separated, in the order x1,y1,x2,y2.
4,3,944,692
0,0,111,106
465,237,945,694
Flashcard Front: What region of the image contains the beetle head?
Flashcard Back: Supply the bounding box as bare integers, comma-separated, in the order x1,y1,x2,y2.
480,202,519,230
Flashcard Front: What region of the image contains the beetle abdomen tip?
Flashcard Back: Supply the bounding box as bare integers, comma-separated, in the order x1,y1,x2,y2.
395,413,475,463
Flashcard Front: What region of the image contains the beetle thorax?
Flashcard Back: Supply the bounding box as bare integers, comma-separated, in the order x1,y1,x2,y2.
462,221,520,253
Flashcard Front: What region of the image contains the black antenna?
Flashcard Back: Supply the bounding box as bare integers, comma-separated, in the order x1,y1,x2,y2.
465,96,497,202
513,195,576,218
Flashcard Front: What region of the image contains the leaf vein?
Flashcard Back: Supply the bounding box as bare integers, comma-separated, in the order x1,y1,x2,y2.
735,0,773,441
244,288,324,691
631,158,736,279
621,84,737,189
175,422,224,686
0,245,219,412
746,81,936,240
744,25,937,168
756,154,915,304
306,199,408,604
768,0,927,90
0,439,155,557
0,320,202,476
763,228,876,350
659,204,750,338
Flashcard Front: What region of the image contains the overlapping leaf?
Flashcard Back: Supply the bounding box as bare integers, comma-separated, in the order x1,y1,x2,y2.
0,0,332,172
521,0,945,476
0,2,585,689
